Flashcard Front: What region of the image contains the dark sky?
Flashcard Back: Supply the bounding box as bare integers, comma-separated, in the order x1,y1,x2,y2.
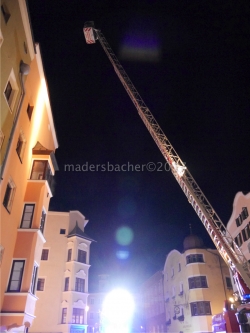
27,1,250,291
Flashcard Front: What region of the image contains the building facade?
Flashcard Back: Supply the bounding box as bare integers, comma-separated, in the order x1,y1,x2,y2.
0,0,58,331
30,211,94,333
140,271,165,333
163,234,233,333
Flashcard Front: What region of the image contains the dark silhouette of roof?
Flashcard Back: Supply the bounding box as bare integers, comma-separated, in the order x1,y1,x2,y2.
68,221,96,242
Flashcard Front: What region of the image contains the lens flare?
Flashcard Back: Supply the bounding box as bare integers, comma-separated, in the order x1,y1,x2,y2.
115,226,134,246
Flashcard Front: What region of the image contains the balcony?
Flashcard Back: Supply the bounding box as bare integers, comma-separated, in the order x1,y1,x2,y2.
30,160,55,194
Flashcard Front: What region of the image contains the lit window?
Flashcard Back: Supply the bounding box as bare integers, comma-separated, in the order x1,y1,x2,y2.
3,178,16,213
0,129,4,150
186,254,204,264
37,278,45,291
72,308,84,324
75,277,85,292
78,249,87,264
16,131,26,162
1,3,10,23
20,204,35,228
190,301,211,316
7,260,25,292
27,104,34,121
64,277,69,291
4,70,19,111
30,264,38,294
226,277,232,289
61,308,67,324
67,249,72,262
41,249,49,260
188,276,208,289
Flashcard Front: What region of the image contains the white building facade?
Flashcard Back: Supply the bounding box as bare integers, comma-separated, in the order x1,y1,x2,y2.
30,210,94,333
163,234,233,333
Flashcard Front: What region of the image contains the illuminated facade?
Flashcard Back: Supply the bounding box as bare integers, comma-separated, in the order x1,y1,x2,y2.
226,192,250,294
140,271,165,333
163,235,233,333
0,0,58,331
30,211,94,333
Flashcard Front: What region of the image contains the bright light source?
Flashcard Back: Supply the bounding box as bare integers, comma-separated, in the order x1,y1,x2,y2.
101,289,135,333
172,162,186,177
229,297,234,303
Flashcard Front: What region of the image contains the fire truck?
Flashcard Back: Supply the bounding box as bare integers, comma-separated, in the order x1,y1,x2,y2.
83,21,250,333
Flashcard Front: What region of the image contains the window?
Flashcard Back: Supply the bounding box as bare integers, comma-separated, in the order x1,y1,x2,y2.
61,308,67,324
16,132,26,162
0,129,4,150
20,204,35,228
3,178,16,213
40,209,46,234
75,277,85,292
64,277,69,291
30,160,53,184
67,249,72,262
78,249,87,264
235,233,243,247
186,254,204,264
190,301,211,316
188,276,208,289
7,260,25,292
242,207,249,220
4,70,19,111
60,229,66,234
1,3,10,23
171,268,174,277
30,264,38,294
226,277,233,289
178,263,181,272
72,308,84,324
41,249,49,260
27,104,34,120
37,278,45,291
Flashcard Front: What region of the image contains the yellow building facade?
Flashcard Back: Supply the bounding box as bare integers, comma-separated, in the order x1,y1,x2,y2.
0,0,58,331
30,211,93,333
163,235,233,333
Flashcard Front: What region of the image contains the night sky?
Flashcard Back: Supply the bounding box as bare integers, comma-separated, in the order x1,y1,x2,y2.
27,1,250,291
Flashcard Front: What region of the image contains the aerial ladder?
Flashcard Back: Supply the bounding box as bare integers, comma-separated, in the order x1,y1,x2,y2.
83,21,250,331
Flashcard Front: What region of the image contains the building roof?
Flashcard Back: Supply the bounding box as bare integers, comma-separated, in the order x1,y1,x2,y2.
67,221,96,242
183,234,204,251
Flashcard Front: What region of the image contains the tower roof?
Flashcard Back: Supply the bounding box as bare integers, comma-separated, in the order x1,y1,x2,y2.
67,221,96,241
183,234,204,251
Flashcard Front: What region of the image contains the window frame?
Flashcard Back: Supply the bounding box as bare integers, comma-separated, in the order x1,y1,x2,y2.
41,249,49,261
190,301,211,316
61,307,67,324
20,204,35,228
3,177,16,213
226,277,233,289
30,264,38,295
3,70,19,111
37,278,45,291
67,249,72,262
72,308,84,324
7,260,25,292
75,277,85,293
78,249,87,264
1,3,11,23
16,131,26,163
186,254,204,264
188,276,208,289
64,277,69,291
27,104,34,121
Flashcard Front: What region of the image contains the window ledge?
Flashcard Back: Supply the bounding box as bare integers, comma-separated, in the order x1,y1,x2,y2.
17,228,46,243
